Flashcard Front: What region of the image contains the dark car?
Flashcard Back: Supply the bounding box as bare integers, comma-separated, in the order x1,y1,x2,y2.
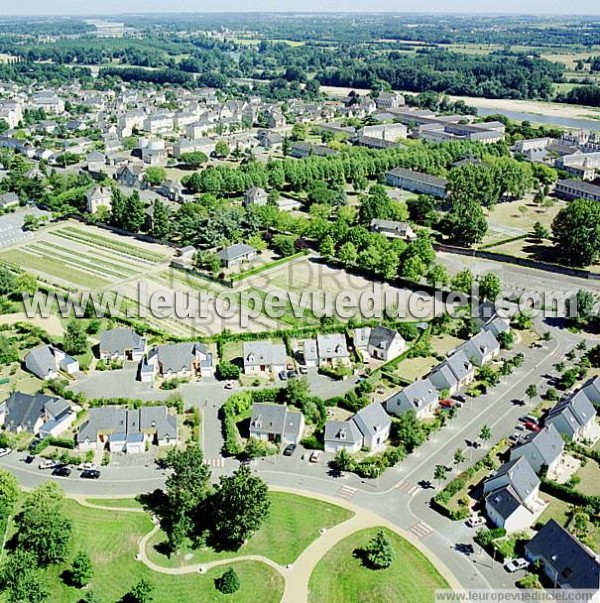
80,469,101,479
52,466,71,477
453,394,467,403
24,455,35,464
283,444,296,457
287,370,298,379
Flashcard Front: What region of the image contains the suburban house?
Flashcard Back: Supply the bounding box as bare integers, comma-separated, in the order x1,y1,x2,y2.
352,402,392,452
483,457,546,532
86,150,107,175
374,91,405,110
525,520,600,593
457,330,500,366
99,328,147,363
147,342,213,379
510,424,564,475
24,345,79,380
386,378,439,420
370,218,417,241
316,333,351,367
243,340,287,375
243,187,269,207
582,377,600,407
77,406,178,454
157,180,184,203
217,243,258,268
114,162,146,188
1,392,75,437
386,167,448,199
248,403,305,446
85,186,112,214
546,389,598,443
324,419,364,454
354,326,407,362
290,142,336,159
429,350,475,395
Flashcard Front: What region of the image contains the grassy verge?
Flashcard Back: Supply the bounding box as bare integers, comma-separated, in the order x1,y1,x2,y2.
146,491,354,567
308,527,449,603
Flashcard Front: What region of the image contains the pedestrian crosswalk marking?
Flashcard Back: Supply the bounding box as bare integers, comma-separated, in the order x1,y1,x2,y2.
205,458,225,468
335,485,357,501
397,481,419,496
410,521,434,538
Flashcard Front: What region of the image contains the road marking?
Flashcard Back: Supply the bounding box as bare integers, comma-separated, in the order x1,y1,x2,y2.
397,481,419,496
410,521,434,539
335,485,357,501
205,458,225,468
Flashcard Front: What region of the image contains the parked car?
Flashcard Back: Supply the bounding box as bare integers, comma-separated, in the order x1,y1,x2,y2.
39,459,59,470
224,381,234,389
524,415,539,424
0,447,12,458
80,469,101,479
439,399,455,409
504,558,528,572
52,466,71,477
466,515,486,528
80,462,97,470
508,433,521,444
298,365,308,375
24,455,35,464
278,370,288,381
515,424,526,431
287,370,298,379
524,421,541,432
309,451,321,463
283,444,296,457
453,394,467,403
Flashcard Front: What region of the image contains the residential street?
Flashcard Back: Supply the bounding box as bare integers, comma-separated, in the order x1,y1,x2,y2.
0,320,587,591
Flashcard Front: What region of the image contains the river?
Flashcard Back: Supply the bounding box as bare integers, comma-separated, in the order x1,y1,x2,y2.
475,107,600,132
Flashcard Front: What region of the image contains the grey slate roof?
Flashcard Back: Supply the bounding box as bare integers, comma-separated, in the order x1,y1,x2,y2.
250,403,303,439
485,485,523,520
526,520,600,590
485,456,540,504
155,342,212,372
243,341,286,368
547,390,596,435
217,243,256,262
353,402,391,438
445,350,474,381
324,420,363,446
316,333,348,360
368,326,402,351
511,424,564,468
99,328,145,355
24,345,77,379
4,392,63,433
386,378,438,414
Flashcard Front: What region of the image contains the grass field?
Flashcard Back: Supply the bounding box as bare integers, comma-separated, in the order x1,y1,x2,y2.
574,461,600,496
308,527,449,603
539,494,572,527
147,491,354,568
45,500,284,603
84,497,144,509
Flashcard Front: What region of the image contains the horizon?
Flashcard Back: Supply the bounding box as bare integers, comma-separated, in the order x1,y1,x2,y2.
3,5,600,17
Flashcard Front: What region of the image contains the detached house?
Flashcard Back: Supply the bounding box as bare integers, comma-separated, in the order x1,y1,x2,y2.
115,162,146,189
248,403,305,446
483,457,546,532
316,333,350,367
352,402,391,452
386,378,439,420
243,341,287,375
324,419,364,454
525,520,600,594
243,187,269,207
147,342,213,380
99,328,146,363
354,326,406,362
2,392,75,438
546,389,598,443
85,186,112,214
217,244,258,269
24,345,79,380
370,219,416,241
510,424,564,475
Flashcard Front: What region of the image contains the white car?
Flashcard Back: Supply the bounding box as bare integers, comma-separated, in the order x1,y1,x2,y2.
309,451,321,463
39,459,59,470
0,447,12,458
504,558,529,572
80,462,97,470
466,515,486,528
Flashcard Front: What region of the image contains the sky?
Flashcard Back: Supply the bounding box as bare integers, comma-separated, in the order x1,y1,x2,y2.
3,1,600,16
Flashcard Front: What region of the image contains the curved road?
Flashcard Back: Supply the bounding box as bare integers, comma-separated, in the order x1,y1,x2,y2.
0,323,586,594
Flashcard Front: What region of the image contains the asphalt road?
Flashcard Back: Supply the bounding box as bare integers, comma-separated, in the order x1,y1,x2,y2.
0,322,587,590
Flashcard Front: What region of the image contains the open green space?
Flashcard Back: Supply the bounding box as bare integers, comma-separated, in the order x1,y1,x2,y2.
308,527,449,603
147,491,354,567
84,498,144,510
44,500,284,603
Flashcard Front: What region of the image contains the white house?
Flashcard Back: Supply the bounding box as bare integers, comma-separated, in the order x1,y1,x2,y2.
510,424,564,475
248,403,305,446
324,419,363,453
85,186,112,214
316,333,350,367
546,389,598,443
457,330,500,367
386,378,439,420
24,345,79,380
352,402,391,452
243,341,287,375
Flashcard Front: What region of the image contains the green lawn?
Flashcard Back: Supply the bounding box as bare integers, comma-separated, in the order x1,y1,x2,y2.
574,460,600,496
46,501,283,603
539,494,572,527
308,527,449,603
147,491,354,567
84,498,144,510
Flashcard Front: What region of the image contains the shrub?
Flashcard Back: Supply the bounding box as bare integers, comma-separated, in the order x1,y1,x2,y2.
216,568,240,594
